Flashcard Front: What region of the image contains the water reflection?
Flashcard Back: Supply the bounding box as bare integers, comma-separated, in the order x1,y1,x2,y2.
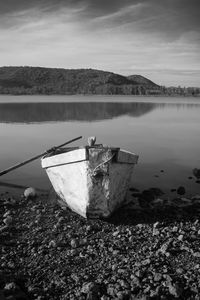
0,102,158,123
0,102,199,124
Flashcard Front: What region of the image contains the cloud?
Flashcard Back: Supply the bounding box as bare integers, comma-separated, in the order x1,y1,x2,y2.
0,0,199,86
0,0,200,45
0,0,134,16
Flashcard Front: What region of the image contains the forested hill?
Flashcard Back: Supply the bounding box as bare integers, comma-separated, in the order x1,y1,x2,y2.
0,66,161,95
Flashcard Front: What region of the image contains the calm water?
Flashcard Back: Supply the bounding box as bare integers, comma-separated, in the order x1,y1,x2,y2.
0,95,200,197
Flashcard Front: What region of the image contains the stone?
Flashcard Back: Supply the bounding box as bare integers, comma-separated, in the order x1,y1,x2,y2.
3,211,11,218
158,242,171,256
3,216,13,226
71,239,79,248
58,216,65,224
152,198,164,206
192,195,200,200
5,296,15,300
177,186,186,195
24,187,37,199
113,231,119,237
153,228,159,236
0,225,9,233
176,268,184,274
172,226,178,232
107,285,116,297
130,275,140,286
86,225,92,232
81,282,101,297
48,240,56,248
177,234,184,241
4,282,17,291
154,273,162,282
168,283,183,298
193,252,200,258
193,168,200,179
116,291,130,300
142,259,151,266
153,221,160,228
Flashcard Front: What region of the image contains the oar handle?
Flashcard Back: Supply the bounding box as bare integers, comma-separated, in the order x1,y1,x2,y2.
53,136,82,150
0,136,82,177
0,154,44,176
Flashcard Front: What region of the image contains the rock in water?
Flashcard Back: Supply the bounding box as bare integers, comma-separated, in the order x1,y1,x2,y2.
177,186,186,196
24,187,37,199
193,168,200,179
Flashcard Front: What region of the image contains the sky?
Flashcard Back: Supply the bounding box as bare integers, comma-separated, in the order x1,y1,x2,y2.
0,0,199,86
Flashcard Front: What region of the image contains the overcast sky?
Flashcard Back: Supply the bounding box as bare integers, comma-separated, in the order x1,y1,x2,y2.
0,0,199,86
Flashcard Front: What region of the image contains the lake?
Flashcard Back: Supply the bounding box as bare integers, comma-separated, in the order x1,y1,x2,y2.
0,95,200,198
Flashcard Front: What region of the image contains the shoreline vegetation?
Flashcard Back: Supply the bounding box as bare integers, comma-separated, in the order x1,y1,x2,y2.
1,187,200,299
0,66,199,97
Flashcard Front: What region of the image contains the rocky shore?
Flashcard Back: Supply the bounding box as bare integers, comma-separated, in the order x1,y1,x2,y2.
1,188,200,300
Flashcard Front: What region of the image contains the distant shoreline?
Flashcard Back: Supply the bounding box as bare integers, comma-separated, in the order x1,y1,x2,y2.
0,66,199,97
0,93,199,97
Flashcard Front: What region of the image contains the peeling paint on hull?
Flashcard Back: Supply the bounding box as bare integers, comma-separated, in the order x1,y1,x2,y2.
41,146,138,218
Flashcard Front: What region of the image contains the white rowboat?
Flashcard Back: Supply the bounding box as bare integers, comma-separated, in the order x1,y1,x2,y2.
41,141,138,218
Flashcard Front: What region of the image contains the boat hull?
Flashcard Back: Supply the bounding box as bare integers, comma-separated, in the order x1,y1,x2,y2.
41,147,138,218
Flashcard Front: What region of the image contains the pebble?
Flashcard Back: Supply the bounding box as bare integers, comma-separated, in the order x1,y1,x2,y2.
113,231,119,237
178,234,184,241
193,168,200,179
130,275,140,286
0,225,9,233
142,258,151,265
107,285,115,297
81,282,100,295
3,210,11,218
154,273,162,281
193,252,200,258
4,282,17,291
58,216,65,224
1,188,200,300
24,187,37,199
152,228,159,236
3,215,13,226
153,221,160,228
177,186,186,195
152,198,164,206
71,239,79,248
86,225,92,232
48,240,56,248
176,268,184,274
172,226,178,232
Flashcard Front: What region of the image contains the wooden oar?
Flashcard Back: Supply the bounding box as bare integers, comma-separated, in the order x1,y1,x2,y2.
0,136,82,177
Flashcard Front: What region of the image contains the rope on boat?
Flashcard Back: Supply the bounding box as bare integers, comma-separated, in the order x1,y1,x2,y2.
92,153,115,177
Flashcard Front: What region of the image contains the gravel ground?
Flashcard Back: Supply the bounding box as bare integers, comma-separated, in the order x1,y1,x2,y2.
0,189,200,300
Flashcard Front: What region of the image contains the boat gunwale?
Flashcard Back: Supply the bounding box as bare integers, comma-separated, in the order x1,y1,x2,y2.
41,146,138,169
